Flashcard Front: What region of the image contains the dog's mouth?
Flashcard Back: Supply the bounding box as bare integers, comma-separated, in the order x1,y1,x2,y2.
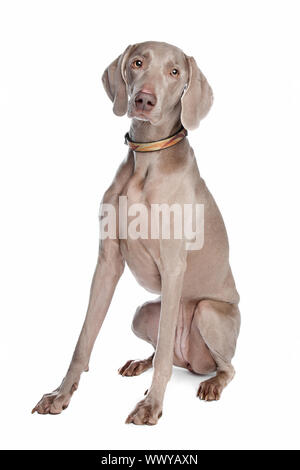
131,110,152,121
129,110,161,125
128,105,161,124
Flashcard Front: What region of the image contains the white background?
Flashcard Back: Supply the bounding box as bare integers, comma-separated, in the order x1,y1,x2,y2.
0,0,299,450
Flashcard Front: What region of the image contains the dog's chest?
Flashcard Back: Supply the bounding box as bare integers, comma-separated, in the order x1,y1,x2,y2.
119,166,162,293
123,172,148,204
122,158,155,203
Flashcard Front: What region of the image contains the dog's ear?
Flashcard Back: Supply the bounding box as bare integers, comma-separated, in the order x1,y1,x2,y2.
102,45,133,116
181,56,213,130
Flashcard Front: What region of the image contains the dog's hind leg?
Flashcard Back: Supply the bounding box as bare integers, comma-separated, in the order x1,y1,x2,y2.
118,300,160,377
189,299,241,401
119,297,189,378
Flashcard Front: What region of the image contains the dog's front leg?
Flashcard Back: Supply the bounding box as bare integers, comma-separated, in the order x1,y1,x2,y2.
32,238,124,415
126,240,187,425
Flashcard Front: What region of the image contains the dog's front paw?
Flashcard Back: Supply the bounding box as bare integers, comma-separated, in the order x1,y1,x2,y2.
125,395,162,425
32,382,78,415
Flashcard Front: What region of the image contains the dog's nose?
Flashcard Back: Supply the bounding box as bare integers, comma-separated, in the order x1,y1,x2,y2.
134,91,157,112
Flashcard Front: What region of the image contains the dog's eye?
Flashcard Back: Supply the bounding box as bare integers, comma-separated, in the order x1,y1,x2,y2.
132,60,143,69
171,68,179,77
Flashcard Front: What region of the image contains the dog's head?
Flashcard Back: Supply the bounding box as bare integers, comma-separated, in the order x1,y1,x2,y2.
102,41,213,130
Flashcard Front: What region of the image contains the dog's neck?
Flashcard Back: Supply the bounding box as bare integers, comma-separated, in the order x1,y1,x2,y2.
129,112,182,144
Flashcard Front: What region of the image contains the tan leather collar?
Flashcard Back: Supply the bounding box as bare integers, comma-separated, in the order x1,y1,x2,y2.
124,126,187,152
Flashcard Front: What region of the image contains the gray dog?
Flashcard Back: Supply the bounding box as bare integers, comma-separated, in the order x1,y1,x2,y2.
33,41,240,425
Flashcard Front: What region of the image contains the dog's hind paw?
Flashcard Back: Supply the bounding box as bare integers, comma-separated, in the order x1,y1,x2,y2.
118,354,154,377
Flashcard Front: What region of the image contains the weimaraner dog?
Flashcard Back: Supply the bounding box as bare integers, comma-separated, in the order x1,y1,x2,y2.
32,41,240,425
